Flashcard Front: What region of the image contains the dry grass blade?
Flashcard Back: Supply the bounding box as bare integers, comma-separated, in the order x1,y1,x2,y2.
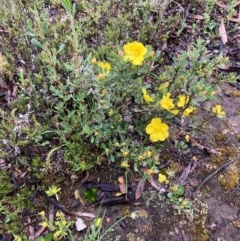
147,176,166,193
28,218,35,241
189,14,204,20
178,163,192,185
216,1,227,9
219,18,228,45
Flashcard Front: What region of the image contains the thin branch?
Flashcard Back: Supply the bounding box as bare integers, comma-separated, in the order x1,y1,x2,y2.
191,160,234,199
42,191,95,218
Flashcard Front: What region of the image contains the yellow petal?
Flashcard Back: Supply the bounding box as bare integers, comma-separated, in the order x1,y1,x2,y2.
95,218,102,227
158,174,169,184
121,161,129,168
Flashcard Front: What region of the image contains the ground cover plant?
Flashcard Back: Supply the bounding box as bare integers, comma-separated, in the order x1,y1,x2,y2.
0,0,240,240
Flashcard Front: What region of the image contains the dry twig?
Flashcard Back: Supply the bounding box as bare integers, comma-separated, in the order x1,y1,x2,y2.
192,160,234,199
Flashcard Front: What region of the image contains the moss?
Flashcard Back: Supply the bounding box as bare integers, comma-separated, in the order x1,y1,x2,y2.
214,133,227,145
218,163,239,191
83,187,98,203
194,232,210,241
49,0,62,7
232,90,240,97
211,133,239,191
211,146,238,164
168,161,182,174
122,206,131,217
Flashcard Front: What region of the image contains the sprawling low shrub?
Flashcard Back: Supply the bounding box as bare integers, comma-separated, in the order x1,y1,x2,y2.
48,38,234,175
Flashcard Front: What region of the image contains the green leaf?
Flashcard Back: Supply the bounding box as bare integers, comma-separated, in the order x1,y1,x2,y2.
167,192,173,199
176,185,185,196
35,233,53,241
31,38,43,49
27,19,33,29
61,0,72,14
110,154,115,162
56,44,65,55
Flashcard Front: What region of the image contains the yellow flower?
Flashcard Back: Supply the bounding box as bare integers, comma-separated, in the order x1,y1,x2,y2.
170,109,178,115
212,104,225,118
160,93,174,109
95,218,102,227
143,151,152,158
171,184,178,192
181,199,188,207
98,62,111,76
53,230,62,240
146,118,169,142
40,221,49,228
180,198,190,209
122,151,129,157
137,155,143,161
183,106,196,117
62,220,67,226
211,91,216,96
121,161,129,168
177,95,189,107
39,211,45,217
114,142,120,147
123,41,147,65
142,88,154,103
160,93,179,115
56,211,64,217
158,173,169,184
185,134,190,142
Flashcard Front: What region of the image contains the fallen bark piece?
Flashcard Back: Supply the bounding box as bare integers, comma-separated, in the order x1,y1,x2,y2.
135,179,146,200
84,182,120,192
94,194,130,206
219,18,228,45
118,176,127,194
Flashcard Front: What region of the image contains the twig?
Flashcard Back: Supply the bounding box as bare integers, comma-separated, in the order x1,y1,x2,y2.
191,160,234,199
34,226,46,239
72,171,89,191
42,192,95,218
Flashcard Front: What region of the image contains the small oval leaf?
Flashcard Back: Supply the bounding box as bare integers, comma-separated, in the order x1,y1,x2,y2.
31,38,43,49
